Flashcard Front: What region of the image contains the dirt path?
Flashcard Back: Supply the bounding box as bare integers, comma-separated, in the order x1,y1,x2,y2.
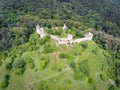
31,67,70,85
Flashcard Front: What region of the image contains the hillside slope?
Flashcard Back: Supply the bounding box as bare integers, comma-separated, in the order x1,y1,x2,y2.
0,32,117,90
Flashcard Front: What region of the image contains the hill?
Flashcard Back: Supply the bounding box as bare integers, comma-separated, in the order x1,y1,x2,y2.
0,0,120,90
0,31,117,90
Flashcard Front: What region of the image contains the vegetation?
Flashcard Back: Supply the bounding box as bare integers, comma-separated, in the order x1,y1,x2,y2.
0,80,9,89
0,0,120,90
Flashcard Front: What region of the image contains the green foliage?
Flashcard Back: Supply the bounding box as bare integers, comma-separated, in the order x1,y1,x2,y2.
69,61,76,71
5,63,13,71
59,53,69,59
28,63,35,69
39,60,48,70
0,80,9,89
44,44,54,53
4,74,10,81
14,59,26,68
39,35,50,45
15,68,25,75
0,0,120,89
74,71,81,80
100,73,107,81
81,43,88,49
88,78,94,85
39,56,50,70
79,60,89,76
0,0,120,52
0,60,2,66
14,59,26,75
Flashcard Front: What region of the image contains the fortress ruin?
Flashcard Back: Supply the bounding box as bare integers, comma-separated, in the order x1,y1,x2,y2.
36,25,93,45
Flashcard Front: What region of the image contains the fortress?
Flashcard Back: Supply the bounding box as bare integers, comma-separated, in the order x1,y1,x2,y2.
36,24,93,46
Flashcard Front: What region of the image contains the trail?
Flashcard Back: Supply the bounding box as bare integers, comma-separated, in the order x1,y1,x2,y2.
30,67,70,85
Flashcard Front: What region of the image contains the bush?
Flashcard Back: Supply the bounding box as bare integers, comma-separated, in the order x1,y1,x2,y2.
91,49,98,55
39,56,50,70
88,78,94,85
100,73,107,81
69,61,76,71
14,59,26,68
5,63,13,71
0,80,9,89
81,44,87,49
39,35,50,45
14,59,26,75
28,63,35,69
39,60,48,70
4,74,10,81
79,60,89,76
59,53,69,59
44,44,54,53
0,60,2,66
33,45,39,50
74,71,81,80
15,68,25,75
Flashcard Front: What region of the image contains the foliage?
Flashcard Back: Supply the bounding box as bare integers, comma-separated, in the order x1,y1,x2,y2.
15,68,25,75
59,53,69,59
79,60,89,76
5,63,13,71
0,60,2,66
14,59,26,75
88,78,94,85
44,44,54,53
69,61,76,71
14,59,26,68
0,80,9,89
100,73,107,81
28,62,35,69
0,0,120,89
4,74,10,81
81,43,88,49
74,71,81,80
0,0,120,52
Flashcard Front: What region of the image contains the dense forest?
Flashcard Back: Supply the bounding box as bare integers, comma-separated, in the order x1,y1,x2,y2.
0,0,120,90
0,0,120,51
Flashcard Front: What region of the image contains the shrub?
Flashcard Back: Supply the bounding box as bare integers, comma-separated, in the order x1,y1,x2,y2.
0,80,9,89
69,61,76,71
81,44,87,49
39,56,50,70
74,71,81,80
91,49,97,55
39,35,50,45
39,60,48,70
28,63,35,69
88,78,94,85
4,74,10,81
15,68,25,75
14,59,26,75
5,63,13,71
0,60,2,66
100,73,107,81
44,44,54,53
33,45,39,50
59,53,69,59
79,60,89,76
14,59,26,68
